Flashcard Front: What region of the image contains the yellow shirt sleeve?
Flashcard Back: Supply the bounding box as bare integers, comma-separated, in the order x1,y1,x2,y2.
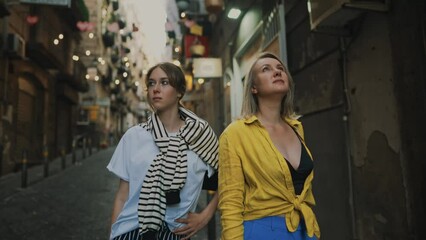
218,130,245,240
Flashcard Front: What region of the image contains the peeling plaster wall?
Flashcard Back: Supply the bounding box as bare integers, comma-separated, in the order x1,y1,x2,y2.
354,131,407,239
347,14,400,167
347,14,409,239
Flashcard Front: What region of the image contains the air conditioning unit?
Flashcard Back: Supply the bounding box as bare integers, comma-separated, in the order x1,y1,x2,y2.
307,0,389,33
6,33,25,59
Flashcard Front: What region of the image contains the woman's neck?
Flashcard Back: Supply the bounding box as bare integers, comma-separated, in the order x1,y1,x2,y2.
256,99,283,126
157,108,183,133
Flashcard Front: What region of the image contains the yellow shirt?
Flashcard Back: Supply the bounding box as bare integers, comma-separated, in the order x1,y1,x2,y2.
218,115,320,239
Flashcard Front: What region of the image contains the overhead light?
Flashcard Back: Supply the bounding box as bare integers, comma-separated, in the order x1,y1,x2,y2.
227,8,241,19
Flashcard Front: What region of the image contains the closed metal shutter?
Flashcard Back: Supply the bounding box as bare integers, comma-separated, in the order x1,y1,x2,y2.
56,98,72,153
16,77,44,165
16,88,35,163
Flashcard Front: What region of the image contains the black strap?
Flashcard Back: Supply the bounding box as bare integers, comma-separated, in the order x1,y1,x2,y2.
202,171,218,191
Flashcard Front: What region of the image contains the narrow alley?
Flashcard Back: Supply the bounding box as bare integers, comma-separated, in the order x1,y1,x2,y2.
0,147,220,240
1,0,425,239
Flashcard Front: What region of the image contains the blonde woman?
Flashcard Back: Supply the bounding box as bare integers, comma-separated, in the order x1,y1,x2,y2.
218,52,320,239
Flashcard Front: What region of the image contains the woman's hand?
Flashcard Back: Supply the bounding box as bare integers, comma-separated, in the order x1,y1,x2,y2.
173,211,210,239
173,192,218,239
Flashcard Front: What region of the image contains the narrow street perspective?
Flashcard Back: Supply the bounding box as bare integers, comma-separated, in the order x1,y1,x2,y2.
0,147,118,239
1,0,425,239
0,146,219,240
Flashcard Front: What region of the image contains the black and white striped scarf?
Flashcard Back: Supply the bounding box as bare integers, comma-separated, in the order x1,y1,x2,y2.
138,107,218,235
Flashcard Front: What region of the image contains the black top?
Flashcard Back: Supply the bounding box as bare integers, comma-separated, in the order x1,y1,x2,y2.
202,171,218,191
285,132,314,195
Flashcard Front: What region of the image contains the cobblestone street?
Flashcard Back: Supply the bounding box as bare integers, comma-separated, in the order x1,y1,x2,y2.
0,147,220,240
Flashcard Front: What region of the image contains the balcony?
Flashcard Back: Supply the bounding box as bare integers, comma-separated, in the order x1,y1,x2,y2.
56,59,89,92
24,0,89,71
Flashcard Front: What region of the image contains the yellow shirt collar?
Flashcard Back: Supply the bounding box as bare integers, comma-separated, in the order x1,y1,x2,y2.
243,115,301,127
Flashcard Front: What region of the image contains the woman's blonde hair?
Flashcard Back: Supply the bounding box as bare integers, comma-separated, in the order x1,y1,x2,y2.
241,52,298,119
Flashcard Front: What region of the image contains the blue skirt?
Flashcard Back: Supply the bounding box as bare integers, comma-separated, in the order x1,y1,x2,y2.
243,216,317,240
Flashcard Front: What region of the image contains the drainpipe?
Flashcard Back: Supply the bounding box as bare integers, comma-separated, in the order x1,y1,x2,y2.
339,36,359,240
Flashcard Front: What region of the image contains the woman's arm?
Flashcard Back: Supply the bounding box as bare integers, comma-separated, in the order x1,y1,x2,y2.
173,191,219,239
110,179,129,227
218,131,245,240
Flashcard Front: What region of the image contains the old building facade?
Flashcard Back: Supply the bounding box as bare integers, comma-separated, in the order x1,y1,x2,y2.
0,0,89,175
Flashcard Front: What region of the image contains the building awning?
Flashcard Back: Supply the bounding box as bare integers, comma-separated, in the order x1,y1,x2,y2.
57,82,79,104
56,72,89,93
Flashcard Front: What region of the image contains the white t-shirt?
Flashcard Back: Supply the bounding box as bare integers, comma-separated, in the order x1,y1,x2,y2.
107,125,215,239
